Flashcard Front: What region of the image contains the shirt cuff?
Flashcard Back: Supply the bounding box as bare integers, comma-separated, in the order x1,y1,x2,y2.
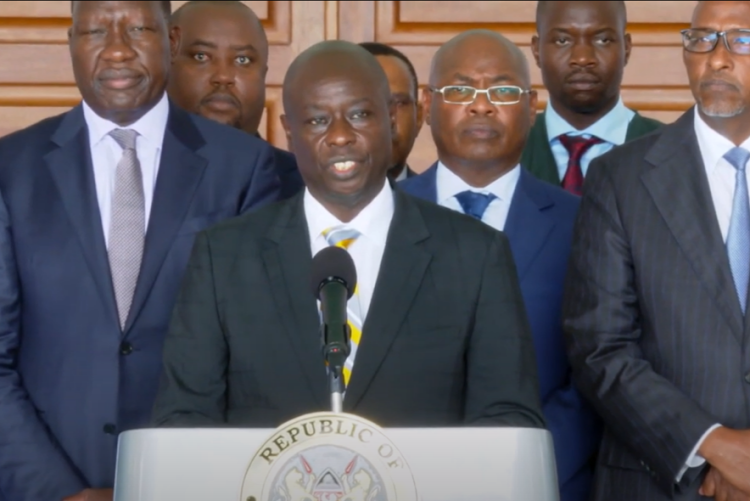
675,424,722,482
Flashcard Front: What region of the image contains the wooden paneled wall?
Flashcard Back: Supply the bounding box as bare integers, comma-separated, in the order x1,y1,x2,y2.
0,1,696,172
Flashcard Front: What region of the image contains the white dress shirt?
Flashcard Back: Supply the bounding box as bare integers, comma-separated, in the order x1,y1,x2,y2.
304,180,395,320
676,108,750,481
435,161,521,231
82,92,169,247
545,97,636,179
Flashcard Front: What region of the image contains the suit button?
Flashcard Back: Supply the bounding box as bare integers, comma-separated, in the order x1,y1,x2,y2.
103,423,117,435
119,342,133,356
745,372,750,384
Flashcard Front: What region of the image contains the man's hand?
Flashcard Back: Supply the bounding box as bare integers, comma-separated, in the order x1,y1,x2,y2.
62,488,114,501
700,467,750,501
699,427,750,494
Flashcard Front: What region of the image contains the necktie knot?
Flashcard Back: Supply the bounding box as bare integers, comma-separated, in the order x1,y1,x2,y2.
322,226,361,249
109,129,138,151
558,134,603,163
454,190,497,220
724,147,750,172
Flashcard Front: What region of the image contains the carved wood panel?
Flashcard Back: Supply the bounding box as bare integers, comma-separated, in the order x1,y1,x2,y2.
0,1,697,173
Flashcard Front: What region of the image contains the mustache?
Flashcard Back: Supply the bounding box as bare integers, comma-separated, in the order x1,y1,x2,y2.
565,70,601,83
700,78,741,92
200,91,240,107
97,68,142,80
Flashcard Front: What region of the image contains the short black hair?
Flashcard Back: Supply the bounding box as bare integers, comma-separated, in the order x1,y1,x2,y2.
71,1,172,19
171,0,246,24
535,1,627,28
359,42,419,99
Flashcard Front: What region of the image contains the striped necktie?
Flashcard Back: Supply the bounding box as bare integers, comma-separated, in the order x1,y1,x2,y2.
322,226,362,386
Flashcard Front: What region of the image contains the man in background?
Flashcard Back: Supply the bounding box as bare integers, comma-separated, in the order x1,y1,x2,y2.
564,1,750,499
168,0,304,199
0,1,280,500
400,29,599,501
522,0,662,194
360,42,423,181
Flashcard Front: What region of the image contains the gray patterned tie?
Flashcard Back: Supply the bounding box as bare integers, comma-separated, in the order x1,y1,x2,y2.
108,129,145,330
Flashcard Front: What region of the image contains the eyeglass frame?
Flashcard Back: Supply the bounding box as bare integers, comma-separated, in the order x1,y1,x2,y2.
680,27,750,55
429,85,533,105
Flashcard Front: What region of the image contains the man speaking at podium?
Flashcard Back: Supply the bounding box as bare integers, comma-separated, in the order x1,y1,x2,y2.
152,41,544,429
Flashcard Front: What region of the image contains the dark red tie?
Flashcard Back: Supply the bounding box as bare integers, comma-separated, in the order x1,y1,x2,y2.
558,134,603,196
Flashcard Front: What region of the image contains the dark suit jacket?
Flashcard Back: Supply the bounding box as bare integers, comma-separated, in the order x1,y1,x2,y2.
272,146,304,199
252,133,304,199
152,189,545,430
563,108,749,500
0,102,281,501
521,110,663,185
399,164,600,501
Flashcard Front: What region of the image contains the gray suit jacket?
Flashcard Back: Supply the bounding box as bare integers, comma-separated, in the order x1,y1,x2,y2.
563,108,750,501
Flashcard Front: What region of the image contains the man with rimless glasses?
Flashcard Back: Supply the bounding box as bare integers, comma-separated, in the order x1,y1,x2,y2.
399,29,598,501
563,1,750,500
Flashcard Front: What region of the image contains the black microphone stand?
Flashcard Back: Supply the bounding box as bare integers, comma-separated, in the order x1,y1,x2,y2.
322,322,351,413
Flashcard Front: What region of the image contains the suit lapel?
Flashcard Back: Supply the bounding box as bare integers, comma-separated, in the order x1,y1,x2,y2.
641,109,744,341
344,191,432,410
125,104,208,332
45,106,120,326
262,194,328,407
522,111,561,184
503,170,555,280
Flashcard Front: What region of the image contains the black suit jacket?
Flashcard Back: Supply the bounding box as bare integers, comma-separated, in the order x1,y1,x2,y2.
252,132,304,199
153,189,544,429
563,108,749,501
272,146,304,199
0,101,280,500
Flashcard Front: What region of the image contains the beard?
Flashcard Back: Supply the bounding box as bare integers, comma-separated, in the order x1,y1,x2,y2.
698,98,746,118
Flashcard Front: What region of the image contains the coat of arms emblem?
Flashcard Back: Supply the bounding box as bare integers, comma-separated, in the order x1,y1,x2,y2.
240,413,418,501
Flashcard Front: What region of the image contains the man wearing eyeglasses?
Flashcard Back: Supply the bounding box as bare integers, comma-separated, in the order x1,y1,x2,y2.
522,1,662,194
563,1,750,500
399,29,599,501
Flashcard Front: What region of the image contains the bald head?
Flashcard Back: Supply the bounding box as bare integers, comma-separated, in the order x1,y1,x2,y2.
283,40,390,115
171,1,268,60
280,40,396,222
430,29,530,88
166,0,270,135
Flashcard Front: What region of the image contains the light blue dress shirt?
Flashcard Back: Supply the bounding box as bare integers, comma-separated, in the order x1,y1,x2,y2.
545,97,636,180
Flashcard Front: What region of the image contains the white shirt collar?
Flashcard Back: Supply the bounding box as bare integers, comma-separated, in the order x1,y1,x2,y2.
436,161,521,205
82,92,170,149
545,96,631,145
693,107,750,174
304,180,395,246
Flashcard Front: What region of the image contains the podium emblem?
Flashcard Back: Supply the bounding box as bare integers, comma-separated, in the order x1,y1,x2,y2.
240,412,418,501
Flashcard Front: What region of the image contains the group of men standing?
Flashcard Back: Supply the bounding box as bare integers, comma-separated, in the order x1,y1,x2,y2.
0,1,748,501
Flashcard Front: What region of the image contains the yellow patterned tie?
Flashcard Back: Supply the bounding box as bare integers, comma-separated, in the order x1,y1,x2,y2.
321,226,362,387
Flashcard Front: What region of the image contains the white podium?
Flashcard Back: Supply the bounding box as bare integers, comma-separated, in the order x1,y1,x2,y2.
114,417,558,501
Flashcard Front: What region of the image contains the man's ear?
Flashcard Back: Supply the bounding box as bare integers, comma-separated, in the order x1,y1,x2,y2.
169,25,181,59
280,114,293,152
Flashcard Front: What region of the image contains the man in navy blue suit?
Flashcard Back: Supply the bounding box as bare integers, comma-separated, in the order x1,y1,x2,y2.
167,0,304,199
399,29,599,501
0,2,280,500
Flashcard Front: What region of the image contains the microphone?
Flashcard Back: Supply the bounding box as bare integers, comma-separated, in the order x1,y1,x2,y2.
310,246,357,375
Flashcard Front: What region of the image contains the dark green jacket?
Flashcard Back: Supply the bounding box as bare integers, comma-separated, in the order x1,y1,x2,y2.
521,110,663,185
